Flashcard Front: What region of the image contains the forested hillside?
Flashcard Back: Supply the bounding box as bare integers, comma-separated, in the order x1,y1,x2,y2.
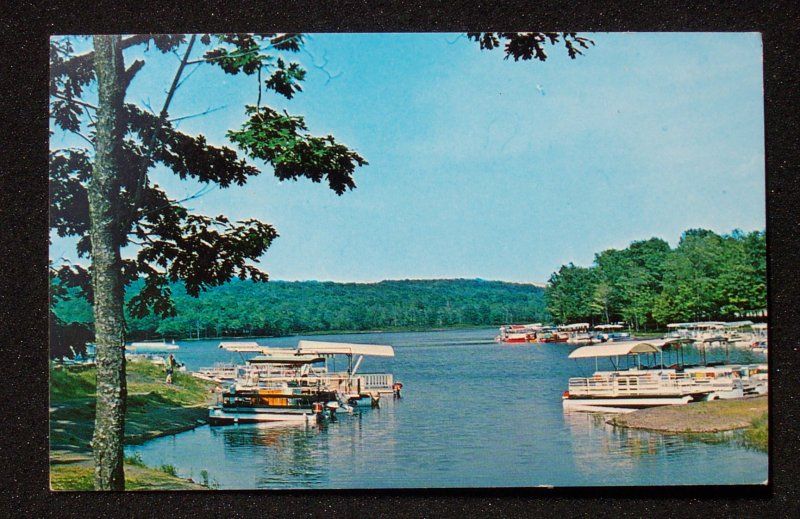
53,279,547,339
545,229,766,330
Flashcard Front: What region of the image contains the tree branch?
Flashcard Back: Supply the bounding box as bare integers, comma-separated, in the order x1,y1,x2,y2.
128,34,197,226
169,104,227,123
51,92,97,110
121,59,145,91
184,34,304,65
50,35,151,78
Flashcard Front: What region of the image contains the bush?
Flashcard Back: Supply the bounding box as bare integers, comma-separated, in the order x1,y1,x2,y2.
124,452,146,467
159,464,178,477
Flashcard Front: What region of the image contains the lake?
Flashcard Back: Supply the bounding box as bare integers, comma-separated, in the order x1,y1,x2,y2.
125,328,768,489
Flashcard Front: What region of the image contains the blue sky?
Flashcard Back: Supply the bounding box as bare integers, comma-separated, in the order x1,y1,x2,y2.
50,33,765,283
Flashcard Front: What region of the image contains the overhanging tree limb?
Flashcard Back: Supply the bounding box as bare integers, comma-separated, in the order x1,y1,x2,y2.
128,34,197,227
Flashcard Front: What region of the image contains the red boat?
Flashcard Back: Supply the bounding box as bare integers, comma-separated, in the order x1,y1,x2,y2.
495,324,542,344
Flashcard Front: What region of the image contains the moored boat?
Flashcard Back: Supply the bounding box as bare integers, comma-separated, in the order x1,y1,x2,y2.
495,323,542,343
207,340,396,425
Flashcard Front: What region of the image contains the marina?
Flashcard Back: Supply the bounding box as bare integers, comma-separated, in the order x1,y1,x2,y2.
124,327,768,489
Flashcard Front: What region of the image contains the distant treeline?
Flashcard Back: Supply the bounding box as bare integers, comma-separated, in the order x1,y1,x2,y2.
53,279,548,340
544,229,766,330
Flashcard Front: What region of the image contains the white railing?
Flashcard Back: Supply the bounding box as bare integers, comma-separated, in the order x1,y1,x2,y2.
359,373,394,391
231,371,395,395
567,372,728,398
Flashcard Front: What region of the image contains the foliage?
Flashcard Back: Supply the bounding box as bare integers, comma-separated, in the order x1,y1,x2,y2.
743,412,768,452
159,464,178,477
124,452,146,467
467,33,593,61
545,229,766,328
50,31,590,327
53,278,547,339
49,33,363,321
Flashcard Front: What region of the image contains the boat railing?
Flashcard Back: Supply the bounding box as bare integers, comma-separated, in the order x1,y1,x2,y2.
233,371,395,395
359,372,394,392
567,371,725,397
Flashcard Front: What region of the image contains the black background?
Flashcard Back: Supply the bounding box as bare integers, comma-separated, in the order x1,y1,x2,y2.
1,0,799,516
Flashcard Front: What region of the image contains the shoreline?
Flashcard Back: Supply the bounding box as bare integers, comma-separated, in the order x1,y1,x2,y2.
146,323,501,342
607,396,768,450
50,361,219,490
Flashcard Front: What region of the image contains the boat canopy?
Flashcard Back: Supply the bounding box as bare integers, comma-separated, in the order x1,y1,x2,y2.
247,353,324,364
219,342,262,351
297,340,395,357
594,324,624,330
568,341,663,359
724,320,754,328
752,323,768,330
666,321,725,329
559,323,590,331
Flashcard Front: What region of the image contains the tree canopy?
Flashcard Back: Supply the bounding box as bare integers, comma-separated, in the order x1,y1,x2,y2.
545,229,766,329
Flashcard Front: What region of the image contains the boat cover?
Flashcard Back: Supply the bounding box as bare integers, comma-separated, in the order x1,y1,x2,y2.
568,341,663,359
297,340,395,357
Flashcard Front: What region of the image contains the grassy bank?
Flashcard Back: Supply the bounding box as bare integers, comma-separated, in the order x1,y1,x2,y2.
608,396,768,451
50,360,218,490
50,452,206,491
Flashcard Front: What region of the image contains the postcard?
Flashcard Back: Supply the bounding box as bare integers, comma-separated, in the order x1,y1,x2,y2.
49,32,767,490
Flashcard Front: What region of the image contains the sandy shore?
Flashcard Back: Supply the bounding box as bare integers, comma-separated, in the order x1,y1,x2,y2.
608,396,767,433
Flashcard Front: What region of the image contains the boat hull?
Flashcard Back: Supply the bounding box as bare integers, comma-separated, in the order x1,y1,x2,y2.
562,395,693,412
208,406,314,425
499,337,529,344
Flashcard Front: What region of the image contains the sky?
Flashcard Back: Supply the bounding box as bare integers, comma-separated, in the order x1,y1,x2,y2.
50,33,765,284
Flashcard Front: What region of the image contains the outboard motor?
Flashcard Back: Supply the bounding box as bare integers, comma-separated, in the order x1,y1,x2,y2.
325,401,339,422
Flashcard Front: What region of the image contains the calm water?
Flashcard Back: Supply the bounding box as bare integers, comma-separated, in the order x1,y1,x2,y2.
125,329,768,489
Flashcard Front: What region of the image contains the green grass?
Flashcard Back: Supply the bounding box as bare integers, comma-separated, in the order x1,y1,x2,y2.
743,412,768,452
50,361,219,491
50,360,216,452
50,460,206,491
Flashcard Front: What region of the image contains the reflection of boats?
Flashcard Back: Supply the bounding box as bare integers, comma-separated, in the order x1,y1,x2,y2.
495,324,542,343
208,341,396,425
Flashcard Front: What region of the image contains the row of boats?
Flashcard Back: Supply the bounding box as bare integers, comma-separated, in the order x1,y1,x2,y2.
95,318,767,423
495,323,631,344
496,321,768,351
495,320,769,413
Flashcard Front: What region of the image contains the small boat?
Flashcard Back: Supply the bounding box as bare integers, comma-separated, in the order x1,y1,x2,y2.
495,324,542,343
559,323,599,345
531,327,569,343
593,324,630,343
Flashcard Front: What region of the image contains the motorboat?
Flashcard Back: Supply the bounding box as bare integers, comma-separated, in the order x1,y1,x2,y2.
495,324,543,343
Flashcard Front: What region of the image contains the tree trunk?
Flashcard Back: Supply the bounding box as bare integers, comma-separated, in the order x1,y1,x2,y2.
90,35,127,491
